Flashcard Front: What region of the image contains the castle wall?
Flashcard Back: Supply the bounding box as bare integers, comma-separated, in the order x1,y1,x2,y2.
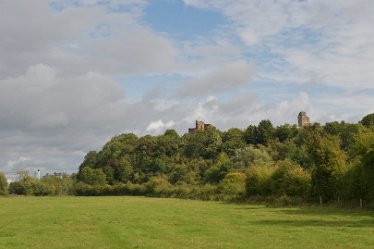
298,112,310,128
188,120,212,133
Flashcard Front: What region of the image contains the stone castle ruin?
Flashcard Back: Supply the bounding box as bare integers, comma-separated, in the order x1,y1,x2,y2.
188,112,310,133
298,111,311,128
188,120,212,133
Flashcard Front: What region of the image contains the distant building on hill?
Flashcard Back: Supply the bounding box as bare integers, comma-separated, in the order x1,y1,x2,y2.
188,120,212,133
298,111,311,128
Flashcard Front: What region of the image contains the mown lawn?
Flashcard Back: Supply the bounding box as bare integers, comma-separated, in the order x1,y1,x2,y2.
0,196,373,249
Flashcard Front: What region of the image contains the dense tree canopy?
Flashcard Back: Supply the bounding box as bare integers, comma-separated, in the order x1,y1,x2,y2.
360,113,374,127
72,114,374,205
7,113,374,207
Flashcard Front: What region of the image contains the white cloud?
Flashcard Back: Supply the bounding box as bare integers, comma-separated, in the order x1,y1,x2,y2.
183,0,374,90
5,157,30,171
0,0,373,176
177,60,254,96
86,27,177,75
184,0,311,45
0,0,177,78
0,63,126,173
146,120,176,133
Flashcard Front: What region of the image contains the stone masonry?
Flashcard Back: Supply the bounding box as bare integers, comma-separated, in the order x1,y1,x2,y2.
298,111,311,128
188,120,212,133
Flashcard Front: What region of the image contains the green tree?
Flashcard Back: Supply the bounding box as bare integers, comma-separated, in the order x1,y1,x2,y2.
244,125,257,144
0,171,7,195
183,126,222,159
324,121,343,136
275,124,298,142
8,170,37,195
350,130,374,200
202,127,223,159
245,165,275,196
40,173,75,195
256,120,274,145
232,145,273,169
222,128,245,156
204,153,231,183
79,151,98,171
135,135,156,174
155,130,180,157
97,133,138,168
78,167,107,185
360,113,374,127
109,158,134,183
169,164,188,184
309,134,348,201
270,160,311,197
150,157,169,174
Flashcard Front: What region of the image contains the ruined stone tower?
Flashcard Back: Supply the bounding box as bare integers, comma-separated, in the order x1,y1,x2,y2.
298,112,310,128
188,120,212,133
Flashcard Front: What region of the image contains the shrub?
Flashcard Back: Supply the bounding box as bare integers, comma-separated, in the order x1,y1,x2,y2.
194,184,218,200
170,184,193,199
270,161,311,198
281,165,311,198
9,176,37,196
32,181,53,196
74,182,111,196
78,167,107,185
145,176,172,196
218,172,246,198
245,165,275,197
9,181,25,195
110,183,146,196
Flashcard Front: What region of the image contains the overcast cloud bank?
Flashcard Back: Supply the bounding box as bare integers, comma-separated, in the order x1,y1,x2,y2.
1,0,373,178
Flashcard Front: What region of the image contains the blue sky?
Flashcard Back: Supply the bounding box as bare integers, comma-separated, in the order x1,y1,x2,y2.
144,0,227,40
0,0,373,177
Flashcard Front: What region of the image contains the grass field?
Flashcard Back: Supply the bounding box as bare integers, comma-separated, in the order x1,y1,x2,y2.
0,196,373,249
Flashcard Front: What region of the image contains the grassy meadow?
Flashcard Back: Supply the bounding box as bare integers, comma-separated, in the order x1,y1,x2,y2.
0,196,373,249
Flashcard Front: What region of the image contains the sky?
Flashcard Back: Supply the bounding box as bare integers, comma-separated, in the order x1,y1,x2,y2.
1,0,373,179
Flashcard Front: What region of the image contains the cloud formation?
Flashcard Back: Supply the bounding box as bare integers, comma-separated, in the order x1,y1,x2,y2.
0,0,177,78
177,60,253,97
0,0,373,178
183,0,374,89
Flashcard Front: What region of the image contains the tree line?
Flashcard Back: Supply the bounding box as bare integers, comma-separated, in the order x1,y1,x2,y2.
2,113,373,207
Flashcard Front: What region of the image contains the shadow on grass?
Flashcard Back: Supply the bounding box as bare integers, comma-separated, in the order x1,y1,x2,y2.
221,200,374,228
251,218,374,228
223,199,374,215
229,206,265,210
277,207,374,218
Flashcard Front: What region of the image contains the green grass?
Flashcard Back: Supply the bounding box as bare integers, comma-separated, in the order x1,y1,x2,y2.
0,196,373,249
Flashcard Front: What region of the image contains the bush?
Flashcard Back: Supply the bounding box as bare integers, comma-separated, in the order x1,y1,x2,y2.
32,181,53,196
110,183,146,196
9,176,37,195
245,165,275,197
74,182,112,196
9,181,25,195
194,184,218,200
281,165,311,198
40,175,75,195
270,161,311,198
145,176,172,196
218,172,246,198
169,184,193,199
78,167,107,185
